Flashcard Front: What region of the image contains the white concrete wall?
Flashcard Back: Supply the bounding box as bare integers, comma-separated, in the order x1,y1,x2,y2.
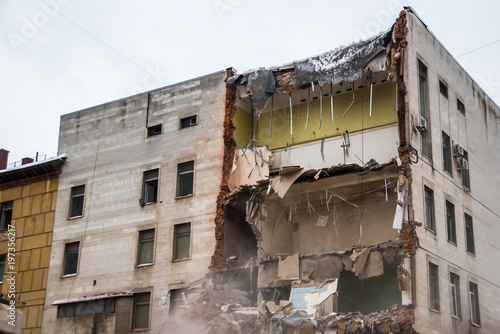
42,71,226,333
405,11,500,334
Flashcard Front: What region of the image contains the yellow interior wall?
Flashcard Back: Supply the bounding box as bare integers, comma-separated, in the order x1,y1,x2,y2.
233,106,253,147
0,178,58,333
255,82,397,150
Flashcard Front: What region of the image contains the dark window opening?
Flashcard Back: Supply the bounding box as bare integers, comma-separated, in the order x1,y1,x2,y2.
63,241,80,276
180,115,197,129
133,292,151,330
169,289,184,316
147,124,162,137
465,213,475,255
69,185,85,218
457,99,465,115
0,255,5,284
57,298,115,318
142,169,159,204
439,80,448,98
461,150,470,189
429,262,440,311
446,201,457,244
442,132,452,174
424,186,435,232
176,161,194,197
173,223,191,260
419,61,432,158
137,229,155,266
0,201,13,230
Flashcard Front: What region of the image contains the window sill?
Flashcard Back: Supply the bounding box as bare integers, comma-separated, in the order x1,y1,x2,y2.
443,170,453,178
424,227,436,234
428,308,440,314
447,240,457,247
62,273,77,278
466,251,476,257
462,185,471,193
451,315,461,321
172,257,191,263
175,194,194,200
136,263,154,268
68,215,83,220
471,323,481,328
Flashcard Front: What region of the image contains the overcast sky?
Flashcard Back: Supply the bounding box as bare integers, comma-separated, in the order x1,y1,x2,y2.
1,0,499,164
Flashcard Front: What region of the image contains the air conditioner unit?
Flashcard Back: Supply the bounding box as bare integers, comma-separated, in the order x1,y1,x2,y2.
414,116,428,133
453,144,464,157
457,157,469,171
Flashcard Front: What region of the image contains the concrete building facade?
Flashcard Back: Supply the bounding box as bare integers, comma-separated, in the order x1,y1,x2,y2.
39,7,499,334
41,72,226,333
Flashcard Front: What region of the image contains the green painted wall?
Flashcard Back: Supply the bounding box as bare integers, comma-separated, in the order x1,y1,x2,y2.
232,82,396,150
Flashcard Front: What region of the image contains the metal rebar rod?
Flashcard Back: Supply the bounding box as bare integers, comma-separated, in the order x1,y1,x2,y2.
319,86,323,129
305,87,310,131
289,92,293,135
369,82,373,117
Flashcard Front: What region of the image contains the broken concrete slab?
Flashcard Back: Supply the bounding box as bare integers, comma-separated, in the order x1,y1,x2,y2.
300,258,318,280
350,248,371,276
278,254,300,280
271,167,306,198
311,256,343,282
358,251,384,280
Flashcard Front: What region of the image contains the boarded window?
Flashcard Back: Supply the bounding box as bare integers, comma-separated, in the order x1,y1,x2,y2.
429,262,440,311
176,161,194,197
442,132,452,174
450,273,461,318
0,201,13,230
142,169,159,204
464,213,475,255
173,223,191,260
137,229,155,266
63,242,80,276
69,185,85,218
446,201,457,244
419,61,432,158
133,292,151,329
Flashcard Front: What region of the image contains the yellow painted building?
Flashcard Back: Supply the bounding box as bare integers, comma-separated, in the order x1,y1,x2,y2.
0,153,65,334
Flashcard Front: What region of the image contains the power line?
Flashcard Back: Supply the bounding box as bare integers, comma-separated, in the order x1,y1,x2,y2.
456,39,500,58
40,1,168,84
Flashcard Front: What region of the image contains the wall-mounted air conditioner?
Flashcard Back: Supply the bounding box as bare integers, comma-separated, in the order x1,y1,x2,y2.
414,116,428,133
453,144,464,157
457,157,469,171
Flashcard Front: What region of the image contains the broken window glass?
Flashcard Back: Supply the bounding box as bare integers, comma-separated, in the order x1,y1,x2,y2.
176,161,194,197
69,185,85,218
173,223,191,260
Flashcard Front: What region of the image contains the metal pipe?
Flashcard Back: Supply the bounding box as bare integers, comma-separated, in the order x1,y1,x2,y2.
369,82,373,117
392,82,396,111
289,92,293,135
270,95,273,138
330,82,334,126
342,85,355,118
319,86,323,129
305,87,310,131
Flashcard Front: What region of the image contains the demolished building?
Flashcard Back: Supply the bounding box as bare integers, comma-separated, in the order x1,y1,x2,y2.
41,7,499,334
